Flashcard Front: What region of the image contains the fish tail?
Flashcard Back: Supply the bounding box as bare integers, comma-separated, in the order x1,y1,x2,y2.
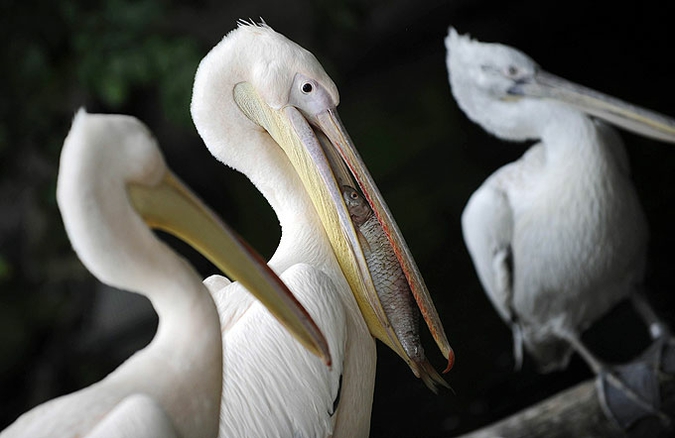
414,359,452,394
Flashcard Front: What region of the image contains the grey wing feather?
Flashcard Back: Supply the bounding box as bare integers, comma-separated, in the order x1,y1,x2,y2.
462,178,522,366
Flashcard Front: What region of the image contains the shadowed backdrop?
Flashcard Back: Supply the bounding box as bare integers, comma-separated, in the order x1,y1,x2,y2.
1,0,674,436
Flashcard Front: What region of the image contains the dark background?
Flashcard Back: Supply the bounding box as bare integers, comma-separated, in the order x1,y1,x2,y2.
1,0,675,436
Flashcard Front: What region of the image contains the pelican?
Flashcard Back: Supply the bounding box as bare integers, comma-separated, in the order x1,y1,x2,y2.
190,22,454,436
445,28,675,428
0,111,329,438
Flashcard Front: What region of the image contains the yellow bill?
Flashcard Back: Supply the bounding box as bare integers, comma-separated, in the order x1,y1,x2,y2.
128,171,332,366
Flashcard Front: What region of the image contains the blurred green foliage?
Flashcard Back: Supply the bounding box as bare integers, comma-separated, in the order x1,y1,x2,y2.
2,0,201,159
0,255,11,282
2,0,674,435
0,0,206,275
0,0,205,423
63,0,202,125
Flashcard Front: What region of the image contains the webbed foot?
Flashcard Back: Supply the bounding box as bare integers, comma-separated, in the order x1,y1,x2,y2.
597,339,673,437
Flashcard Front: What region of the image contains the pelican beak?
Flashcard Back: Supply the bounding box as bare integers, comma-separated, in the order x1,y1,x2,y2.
128,172,331,366
509,70,675,143
233,82,454,374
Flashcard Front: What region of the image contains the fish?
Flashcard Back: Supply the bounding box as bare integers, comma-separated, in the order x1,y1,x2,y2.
342,185,449,392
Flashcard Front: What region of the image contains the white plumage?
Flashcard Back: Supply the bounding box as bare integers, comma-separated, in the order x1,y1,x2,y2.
191,23,452,436
445,26,675,371
192,23,371,437
2,111,326,438
446,28,675,426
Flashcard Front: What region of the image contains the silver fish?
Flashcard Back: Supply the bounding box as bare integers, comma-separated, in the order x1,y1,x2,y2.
342,185,448,392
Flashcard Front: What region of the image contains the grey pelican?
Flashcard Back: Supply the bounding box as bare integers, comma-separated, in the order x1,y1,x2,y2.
445,28,675,429
0,111,328,437
191,22,454,436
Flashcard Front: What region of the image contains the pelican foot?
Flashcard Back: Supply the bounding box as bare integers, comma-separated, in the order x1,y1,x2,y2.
596,340,673,437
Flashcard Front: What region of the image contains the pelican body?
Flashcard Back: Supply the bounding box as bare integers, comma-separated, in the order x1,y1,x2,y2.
445,27,675,371
446,28,675,427
1,111,326,438
191,23,453,436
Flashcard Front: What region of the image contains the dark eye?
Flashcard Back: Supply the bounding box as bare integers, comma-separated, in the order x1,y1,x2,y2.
302,82,313,93
350,191,359,200
506,66,518,77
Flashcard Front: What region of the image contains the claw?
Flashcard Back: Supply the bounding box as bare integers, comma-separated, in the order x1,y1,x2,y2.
596,340,672,434
597,365,661,429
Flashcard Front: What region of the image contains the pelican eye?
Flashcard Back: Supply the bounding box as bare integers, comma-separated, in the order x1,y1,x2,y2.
302,82,313,93
506,66,519,77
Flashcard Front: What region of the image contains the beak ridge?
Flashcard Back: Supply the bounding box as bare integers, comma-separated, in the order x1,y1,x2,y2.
512,70,675,143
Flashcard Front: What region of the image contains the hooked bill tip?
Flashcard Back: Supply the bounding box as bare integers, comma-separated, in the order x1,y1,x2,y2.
443,348,455,374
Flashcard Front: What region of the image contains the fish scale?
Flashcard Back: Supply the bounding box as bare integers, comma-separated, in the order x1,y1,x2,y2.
357,214,423,361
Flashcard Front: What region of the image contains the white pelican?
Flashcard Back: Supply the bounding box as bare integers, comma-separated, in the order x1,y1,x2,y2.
191,22,454,436
0,111,329,438
445,28,675,428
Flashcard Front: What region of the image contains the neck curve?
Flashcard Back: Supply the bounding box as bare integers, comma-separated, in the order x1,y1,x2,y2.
58,161,222,436
537,101,615,166
191,34,338,277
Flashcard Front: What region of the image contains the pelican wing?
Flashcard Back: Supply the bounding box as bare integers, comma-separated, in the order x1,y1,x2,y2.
462,166,522,365
462,179,514,323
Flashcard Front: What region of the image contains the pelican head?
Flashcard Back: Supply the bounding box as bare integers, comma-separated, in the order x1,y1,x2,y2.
59,110,330,365
58,111,173,291
192,22,453,379
446,27,675,143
